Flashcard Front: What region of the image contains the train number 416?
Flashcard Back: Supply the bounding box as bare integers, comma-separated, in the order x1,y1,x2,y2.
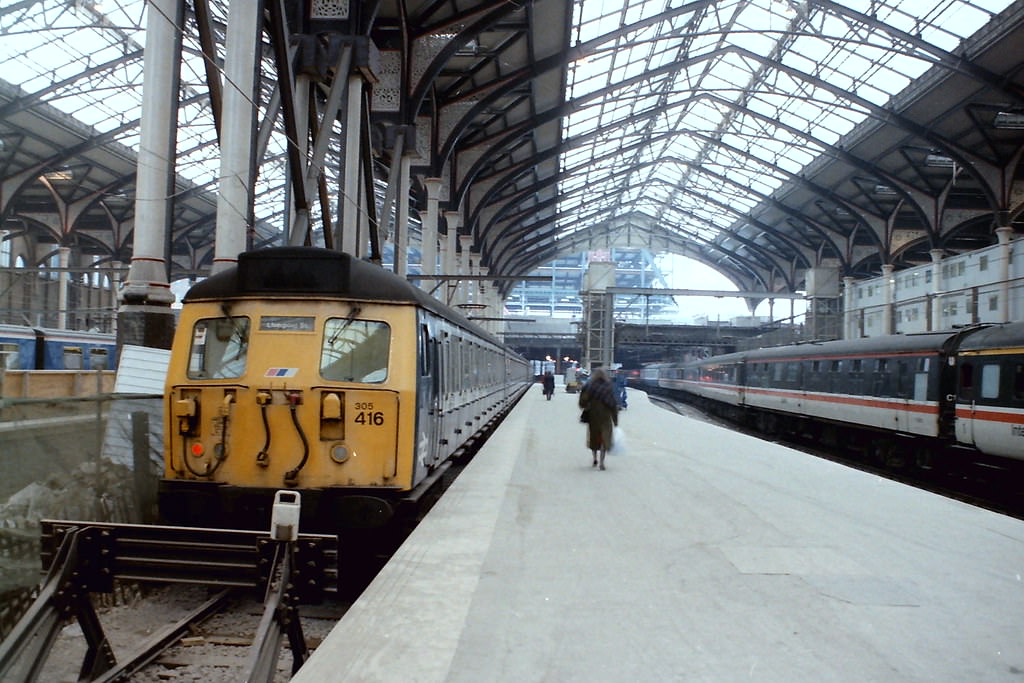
354,411,385,426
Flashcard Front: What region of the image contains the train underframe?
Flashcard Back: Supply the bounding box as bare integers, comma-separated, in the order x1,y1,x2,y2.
157,461,457,593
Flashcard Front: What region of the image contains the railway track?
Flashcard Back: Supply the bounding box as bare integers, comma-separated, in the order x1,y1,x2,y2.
0,521,340,682
650,394,1024,521
34,584,349,682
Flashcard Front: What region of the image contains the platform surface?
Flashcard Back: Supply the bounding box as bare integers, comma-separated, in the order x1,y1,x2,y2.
295,383,1024,682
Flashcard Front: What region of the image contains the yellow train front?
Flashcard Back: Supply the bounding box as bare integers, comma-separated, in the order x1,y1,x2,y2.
158,246,531,534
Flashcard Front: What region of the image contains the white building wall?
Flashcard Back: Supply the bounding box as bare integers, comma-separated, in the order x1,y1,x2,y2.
845,238,1024,338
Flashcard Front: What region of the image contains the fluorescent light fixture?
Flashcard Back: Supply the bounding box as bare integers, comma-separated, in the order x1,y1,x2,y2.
873,184,897,196
994,111,1024,129
42,169,73,181
925,153,954,168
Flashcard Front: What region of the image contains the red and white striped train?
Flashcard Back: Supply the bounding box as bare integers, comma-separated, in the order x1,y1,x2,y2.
641,322,1024,470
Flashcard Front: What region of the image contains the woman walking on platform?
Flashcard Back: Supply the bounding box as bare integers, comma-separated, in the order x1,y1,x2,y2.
578,368,618,470
542,371,555,400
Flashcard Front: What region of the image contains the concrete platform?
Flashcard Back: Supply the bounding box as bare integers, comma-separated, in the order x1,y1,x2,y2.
294,385,1024,682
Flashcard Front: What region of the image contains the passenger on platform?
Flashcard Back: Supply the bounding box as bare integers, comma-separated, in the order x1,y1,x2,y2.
578,368,619,471
613,371,628,409
542,371,555,400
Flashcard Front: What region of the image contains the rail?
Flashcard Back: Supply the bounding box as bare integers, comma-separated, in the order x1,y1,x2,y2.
0,520,338,683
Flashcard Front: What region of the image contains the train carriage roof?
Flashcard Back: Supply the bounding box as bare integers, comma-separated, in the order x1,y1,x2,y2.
955,322,1024,352
689,328,985,367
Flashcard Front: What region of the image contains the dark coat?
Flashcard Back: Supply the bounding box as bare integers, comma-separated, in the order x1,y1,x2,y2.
579,376,618,451
542,373,555,394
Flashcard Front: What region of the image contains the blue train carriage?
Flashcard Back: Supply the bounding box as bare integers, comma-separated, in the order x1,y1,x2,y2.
0,324,117,370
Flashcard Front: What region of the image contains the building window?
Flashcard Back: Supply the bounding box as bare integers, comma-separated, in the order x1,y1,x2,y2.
989,295,999,312
980,255,988,271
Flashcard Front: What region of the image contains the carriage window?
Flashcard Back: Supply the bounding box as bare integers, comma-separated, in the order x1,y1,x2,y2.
320,319,391,383
959,363,974,397
0,343,19,370
980,364,1001,399
89,348,109,370
419,325,431,376
63,346,83,370
1014,364,1024,400
188,317,250,379
785,362,799,383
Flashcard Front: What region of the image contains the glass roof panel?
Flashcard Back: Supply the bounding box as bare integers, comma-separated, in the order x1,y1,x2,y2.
1,0,286,230
560,0,1012,254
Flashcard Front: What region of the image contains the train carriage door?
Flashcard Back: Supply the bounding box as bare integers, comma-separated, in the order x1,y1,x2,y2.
417,318,442,470
955,359,976,446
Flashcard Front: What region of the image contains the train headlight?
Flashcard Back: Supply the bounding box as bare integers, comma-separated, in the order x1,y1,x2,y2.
330,443,350,464
191,443,205,457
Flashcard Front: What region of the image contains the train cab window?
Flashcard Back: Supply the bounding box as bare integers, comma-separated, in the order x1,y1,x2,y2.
419,325,431,376
320,319,391,383
63,346,83,370
0,343,19,370
89,348,109,370
980,364,1001,400
188,317,250,379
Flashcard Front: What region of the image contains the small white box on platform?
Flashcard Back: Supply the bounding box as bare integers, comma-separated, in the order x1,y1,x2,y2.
271,490,301,541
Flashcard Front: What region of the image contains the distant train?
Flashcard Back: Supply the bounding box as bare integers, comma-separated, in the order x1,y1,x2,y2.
638,323,1024,469
0,324,117,371
157,246,533,537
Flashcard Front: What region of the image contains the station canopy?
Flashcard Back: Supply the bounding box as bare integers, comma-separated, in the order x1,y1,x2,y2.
2,0,1022,295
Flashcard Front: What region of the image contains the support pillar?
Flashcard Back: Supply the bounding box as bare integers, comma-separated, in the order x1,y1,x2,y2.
109,262,122,335
930,249,944,331
842,276,855,339
212,0,261,273
118,0,182,350
997,225,1013,323
287,74,312,246
421,178,441,285
443,211,460,305
459,236,473,306
394,154,411,276
339,77,363,255
882,263,894,335
57,247,70,330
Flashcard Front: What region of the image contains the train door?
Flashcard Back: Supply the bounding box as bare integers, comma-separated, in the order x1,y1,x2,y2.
416,316,442,471
954,359,976,446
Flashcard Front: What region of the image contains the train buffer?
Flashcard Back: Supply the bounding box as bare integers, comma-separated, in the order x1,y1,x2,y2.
0,512,338,683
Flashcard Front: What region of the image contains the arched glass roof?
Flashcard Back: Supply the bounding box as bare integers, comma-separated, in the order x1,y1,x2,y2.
557,0,1014,286
1,0,1021,288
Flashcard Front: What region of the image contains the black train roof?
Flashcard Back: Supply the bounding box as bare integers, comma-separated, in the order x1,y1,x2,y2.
183,247,500,345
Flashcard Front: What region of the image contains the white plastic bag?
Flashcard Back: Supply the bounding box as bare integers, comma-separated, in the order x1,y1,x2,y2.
610,426,626,455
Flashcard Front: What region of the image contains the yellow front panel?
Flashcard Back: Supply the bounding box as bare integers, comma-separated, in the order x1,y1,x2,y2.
163,298,417,491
